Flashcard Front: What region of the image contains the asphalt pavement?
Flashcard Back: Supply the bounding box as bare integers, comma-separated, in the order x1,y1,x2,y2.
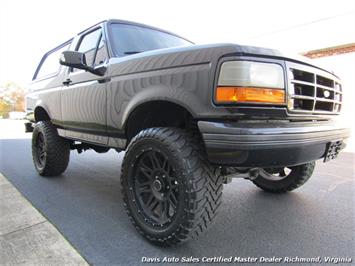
0,120,354,265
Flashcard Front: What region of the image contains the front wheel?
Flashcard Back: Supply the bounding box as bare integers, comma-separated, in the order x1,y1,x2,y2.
121,128,223,246
252,162,315,193
32,121,70,176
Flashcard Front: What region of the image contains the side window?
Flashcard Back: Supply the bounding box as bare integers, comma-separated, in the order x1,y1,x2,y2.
36,44,69,79
75,28,107,72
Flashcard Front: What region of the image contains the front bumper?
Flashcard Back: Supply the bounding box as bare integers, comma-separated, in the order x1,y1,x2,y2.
198,120,350,167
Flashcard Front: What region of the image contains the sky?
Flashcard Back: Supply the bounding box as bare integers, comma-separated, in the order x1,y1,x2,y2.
0,0,354,87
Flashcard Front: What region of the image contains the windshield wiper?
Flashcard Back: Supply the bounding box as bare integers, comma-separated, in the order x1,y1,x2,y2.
124,51,142,55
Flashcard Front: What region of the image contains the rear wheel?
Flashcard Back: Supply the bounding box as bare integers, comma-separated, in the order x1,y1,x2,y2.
252,162,315,193
121,128,223,246
32,121,70,176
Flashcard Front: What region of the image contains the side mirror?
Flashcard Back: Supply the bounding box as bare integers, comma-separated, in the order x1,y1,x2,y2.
60,51,87,69
59,51,106,76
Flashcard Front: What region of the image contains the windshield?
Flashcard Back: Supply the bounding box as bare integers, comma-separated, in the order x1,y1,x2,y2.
109,23,193,57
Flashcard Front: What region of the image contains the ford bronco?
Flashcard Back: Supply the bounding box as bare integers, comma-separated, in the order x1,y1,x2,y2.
25,19,350,245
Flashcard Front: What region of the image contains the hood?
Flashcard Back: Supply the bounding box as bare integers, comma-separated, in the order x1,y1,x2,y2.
109,43,336,78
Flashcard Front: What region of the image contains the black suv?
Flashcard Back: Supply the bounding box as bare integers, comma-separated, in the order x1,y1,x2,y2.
25,19,350,245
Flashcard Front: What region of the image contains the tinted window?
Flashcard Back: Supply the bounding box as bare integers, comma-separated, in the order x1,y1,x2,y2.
77,28,102,66
109,23,192,56
36,44,69,79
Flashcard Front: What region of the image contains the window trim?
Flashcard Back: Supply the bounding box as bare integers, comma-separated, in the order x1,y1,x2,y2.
33,39,72,81
92,33,102,66
71,26,108,72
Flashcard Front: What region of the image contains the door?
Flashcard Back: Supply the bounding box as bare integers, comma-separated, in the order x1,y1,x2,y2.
61,27,109,145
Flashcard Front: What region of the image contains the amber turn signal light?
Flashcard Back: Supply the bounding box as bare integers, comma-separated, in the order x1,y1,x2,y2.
215,87,285,104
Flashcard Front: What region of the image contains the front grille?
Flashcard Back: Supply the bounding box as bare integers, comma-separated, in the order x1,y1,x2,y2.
287,62,342,114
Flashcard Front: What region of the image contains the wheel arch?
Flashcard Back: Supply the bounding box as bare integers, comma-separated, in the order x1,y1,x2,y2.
34,105,51,122
124,99,195,141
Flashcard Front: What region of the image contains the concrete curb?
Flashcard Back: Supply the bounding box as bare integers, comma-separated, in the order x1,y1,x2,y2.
0,173,89,265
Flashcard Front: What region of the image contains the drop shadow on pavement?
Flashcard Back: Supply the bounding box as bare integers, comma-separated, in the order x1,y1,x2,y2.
1,138,354,265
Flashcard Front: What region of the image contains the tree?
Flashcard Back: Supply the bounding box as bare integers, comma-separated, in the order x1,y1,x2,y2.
0,82,26,118
0,100,12,118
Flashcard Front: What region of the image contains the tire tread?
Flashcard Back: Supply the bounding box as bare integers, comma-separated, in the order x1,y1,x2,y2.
252,162,315,193
121,127,223,245
32,121,70,176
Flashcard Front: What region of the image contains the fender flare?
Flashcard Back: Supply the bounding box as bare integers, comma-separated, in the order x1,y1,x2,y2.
33,100,51,122
120,85,198,129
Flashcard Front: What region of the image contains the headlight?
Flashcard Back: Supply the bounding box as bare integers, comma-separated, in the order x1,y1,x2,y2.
216,61,285,104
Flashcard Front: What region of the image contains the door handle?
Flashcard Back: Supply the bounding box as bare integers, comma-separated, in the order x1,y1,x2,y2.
63,79,72,85
98,77,111,84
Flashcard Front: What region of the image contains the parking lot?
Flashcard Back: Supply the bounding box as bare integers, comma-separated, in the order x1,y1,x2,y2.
0,119,354,265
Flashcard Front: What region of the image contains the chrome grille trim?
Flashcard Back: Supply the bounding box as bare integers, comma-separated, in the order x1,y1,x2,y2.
286,62,342,114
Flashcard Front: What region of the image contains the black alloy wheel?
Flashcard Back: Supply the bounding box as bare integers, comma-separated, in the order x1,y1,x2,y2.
32,121,70,176
121,127,223,246
130,149,179,227
34,132,46,168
